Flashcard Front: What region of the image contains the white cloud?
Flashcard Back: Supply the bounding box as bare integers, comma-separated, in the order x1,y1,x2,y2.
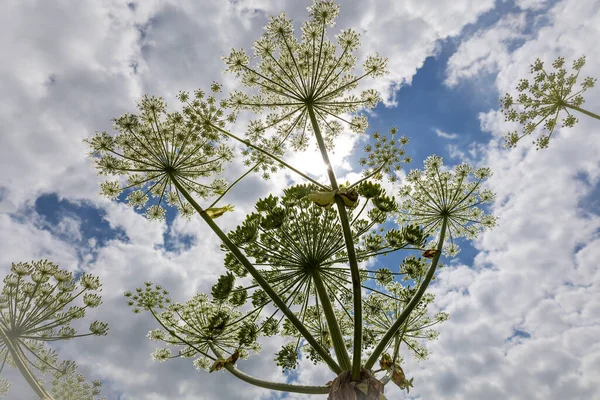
435,128,459,139
445,13,527,87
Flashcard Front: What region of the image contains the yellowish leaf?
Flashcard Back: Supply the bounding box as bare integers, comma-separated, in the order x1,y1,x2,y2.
308,191,336,207
205,204,235,219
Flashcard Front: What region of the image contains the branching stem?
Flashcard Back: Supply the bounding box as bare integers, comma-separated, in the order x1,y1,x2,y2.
209,344,330,394
209,124,329,190
564,104,600,120
170,174,342,374
0,327,54,399
311,269,351,371
364,217,448,369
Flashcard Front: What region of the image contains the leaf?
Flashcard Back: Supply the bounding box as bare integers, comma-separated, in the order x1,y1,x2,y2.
205,204,235,219
225,350,240,366
209,351,239,373
309,189,359,208
422,249,440,258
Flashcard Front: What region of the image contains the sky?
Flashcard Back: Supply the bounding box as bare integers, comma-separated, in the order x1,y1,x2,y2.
0,0,599,399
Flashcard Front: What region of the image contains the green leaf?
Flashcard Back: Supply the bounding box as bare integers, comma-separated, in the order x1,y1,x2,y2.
211,273,235,302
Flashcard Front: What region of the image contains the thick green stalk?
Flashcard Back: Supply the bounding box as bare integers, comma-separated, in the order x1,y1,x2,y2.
209,344,329,394
307,104,362,380
0,327,53,399
311,270,352,371
364,217,448,370
564,104,600,120
170,175,342,374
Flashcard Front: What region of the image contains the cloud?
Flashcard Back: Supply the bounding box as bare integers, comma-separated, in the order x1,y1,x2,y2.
435,128,459,139
444,13,528,88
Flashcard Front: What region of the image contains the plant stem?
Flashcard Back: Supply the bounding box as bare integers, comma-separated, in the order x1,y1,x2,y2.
307,104,362,380
364,217,448,370
208,163,259,209
170,175,342,374
311,270,352,371
564,104,600,120
0,327,53,399
346,159,388,190
209,344,330,394
210,124,329,190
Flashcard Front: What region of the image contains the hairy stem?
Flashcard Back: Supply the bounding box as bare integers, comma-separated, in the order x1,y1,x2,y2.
307,104,362,380
364,217,448,370
0,327,54,399
170,174,342,373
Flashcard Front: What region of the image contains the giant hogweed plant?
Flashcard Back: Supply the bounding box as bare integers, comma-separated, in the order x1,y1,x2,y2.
0,260,107,399
85,1,497,398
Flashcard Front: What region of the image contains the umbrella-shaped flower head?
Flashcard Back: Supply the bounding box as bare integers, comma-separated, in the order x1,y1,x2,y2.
0,260,107,398
125,283,261,373
500,55,597,150
397,156,497,256
223,0,388,170
84,85,234,220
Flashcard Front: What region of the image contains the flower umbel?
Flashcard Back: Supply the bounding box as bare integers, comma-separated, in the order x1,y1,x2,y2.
0,260,107,342
398,156,497,255
359,126,411,183
0,260,108,398
224,0,388,159
50,367,105,400
126,287,261,373
84,91,233,220
500,55,598,150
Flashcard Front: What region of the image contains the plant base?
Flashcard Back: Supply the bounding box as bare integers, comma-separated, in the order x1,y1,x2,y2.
328,369,385,400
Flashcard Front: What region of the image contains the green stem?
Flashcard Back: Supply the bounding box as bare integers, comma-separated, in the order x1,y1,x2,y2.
210,124,329,190
346,160,388,190
307,105,362,380
210,344,329,394
307,105,338,188
208,163,259,209
311,270,352,371
170,175,342,374
564,104,600,120
0,327,53,399
364,217,448,370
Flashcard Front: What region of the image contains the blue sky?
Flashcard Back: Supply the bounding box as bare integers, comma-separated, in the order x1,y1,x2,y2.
1,0,599,399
